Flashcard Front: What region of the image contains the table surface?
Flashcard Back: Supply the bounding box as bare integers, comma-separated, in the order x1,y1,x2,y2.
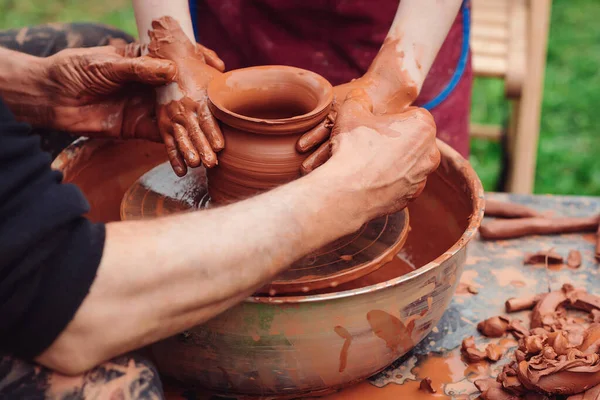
164,193,600,399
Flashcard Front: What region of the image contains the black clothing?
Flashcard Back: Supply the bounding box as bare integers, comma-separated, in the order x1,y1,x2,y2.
0,98,106,359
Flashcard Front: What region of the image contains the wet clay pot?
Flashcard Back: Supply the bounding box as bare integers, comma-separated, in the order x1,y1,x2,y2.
206,65,333,204
53,138,484,398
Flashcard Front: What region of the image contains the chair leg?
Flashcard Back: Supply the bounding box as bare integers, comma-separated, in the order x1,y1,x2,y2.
505,0,552,193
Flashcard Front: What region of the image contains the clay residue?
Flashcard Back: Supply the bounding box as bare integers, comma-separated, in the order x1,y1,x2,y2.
490,266,536,289
334,326,353,373
474,284,600,398
456,270,482,296
567,249,583,269
367,310,415,353
419,377,436,393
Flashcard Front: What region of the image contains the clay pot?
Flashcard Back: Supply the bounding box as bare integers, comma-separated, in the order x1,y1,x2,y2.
206,65,333,204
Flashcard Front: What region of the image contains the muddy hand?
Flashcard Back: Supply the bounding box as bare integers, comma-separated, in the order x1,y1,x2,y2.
9,45,176,140
298,38,421,174
110,38,225,72
320,89,439,218
147,16,224,177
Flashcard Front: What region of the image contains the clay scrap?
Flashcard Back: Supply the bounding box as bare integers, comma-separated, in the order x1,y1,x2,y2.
472,284,600,399
523,250,563,265
485,200,541,219
479,215,600,241
419,377,436,394
567,250,582,269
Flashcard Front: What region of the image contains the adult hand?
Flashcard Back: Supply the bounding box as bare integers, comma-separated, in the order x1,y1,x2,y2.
146,16,225,176
317,89,440,219
297,40,420,174
16,46,177,141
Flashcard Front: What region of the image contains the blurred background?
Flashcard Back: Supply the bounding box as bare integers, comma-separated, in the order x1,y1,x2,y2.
0,0,598,195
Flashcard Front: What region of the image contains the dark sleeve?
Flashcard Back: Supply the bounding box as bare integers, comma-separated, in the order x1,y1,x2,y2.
0,98,105,359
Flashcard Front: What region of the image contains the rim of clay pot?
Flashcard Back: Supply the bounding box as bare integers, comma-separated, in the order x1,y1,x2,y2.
248,139,485,304
207,65,333,135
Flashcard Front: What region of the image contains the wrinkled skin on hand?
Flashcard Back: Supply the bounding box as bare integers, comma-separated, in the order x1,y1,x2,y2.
298,39,419,174
146,16,226,176
324,89,440,219
15,46,176,141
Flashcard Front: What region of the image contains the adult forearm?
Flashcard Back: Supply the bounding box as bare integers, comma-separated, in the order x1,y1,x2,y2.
132,0,195,45
0,47,45,118
38,166,362,374
385,0,463,90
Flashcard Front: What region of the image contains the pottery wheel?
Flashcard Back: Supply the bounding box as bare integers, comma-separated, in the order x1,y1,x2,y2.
121,162,410,294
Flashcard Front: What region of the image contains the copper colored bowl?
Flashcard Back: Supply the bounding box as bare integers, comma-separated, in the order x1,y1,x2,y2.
52,138,484,398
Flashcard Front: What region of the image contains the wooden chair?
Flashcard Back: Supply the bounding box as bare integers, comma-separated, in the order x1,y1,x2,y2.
470,0,552,193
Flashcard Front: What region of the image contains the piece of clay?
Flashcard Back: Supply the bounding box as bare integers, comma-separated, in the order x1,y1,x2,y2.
456,282,479,295
478,316,510,337
567,250,583,269
567,383,600,400
479,215,600,240
523,250,564,265
506,295,544,313
485,199,541,219
419,377,436,393
485,343,505,361
508,319,530,339
465,347,487,363
462,336,476,351
461,336,488,363
531,284,600,329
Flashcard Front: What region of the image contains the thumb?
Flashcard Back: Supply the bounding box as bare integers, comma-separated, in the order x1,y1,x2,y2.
98,56,177,86
332,89,374,136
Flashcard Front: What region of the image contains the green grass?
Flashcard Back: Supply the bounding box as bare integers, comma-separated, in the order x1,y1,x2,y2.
1,0,599,195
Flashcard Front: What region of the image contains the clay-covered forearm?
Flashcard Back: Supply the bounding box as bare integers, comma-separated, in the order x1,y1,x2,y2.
37,167,362,374
0,47,47,119
366,0,463,107
132,0,195,45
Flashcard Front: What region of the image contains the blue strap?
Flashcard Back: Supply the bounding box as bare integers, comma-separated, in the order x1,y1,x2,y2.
189,0,199,41
422,1,471,110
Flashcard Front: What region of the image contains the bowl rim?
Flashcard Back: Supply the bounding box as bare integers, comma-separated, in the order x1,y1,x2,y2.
207,65,334,128
247,139,485,304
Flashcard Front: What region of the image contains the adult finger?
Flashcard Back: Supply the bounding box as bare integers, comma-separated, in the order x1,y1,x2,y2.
196,43,225,72
161,130,187,177
296,118,332,153
177,109,217,168
332,89,374,136
196,103,225,152
99,56,177,86
171,121,202,168
300,141,331,175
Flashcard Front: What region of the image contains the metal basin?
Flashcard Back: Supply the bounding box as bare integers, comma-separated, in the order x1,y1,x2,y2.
52,138,484,398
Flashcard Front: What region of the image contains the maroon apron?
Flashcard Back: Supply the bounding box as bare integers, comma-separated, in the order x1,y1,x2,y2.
194,0,471,157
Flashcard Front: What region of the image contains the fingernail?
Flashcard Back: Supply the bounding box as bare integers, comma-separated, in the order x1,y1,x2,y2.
175,166,184,176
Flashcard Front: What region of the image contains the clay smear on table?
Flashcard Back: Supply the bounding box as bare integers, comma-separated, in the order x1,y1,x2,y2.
465,284,600,399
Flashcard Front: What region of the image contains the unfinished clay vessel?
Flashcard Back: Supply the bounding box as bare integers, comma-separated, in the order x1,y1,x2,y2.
206,65,333,204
